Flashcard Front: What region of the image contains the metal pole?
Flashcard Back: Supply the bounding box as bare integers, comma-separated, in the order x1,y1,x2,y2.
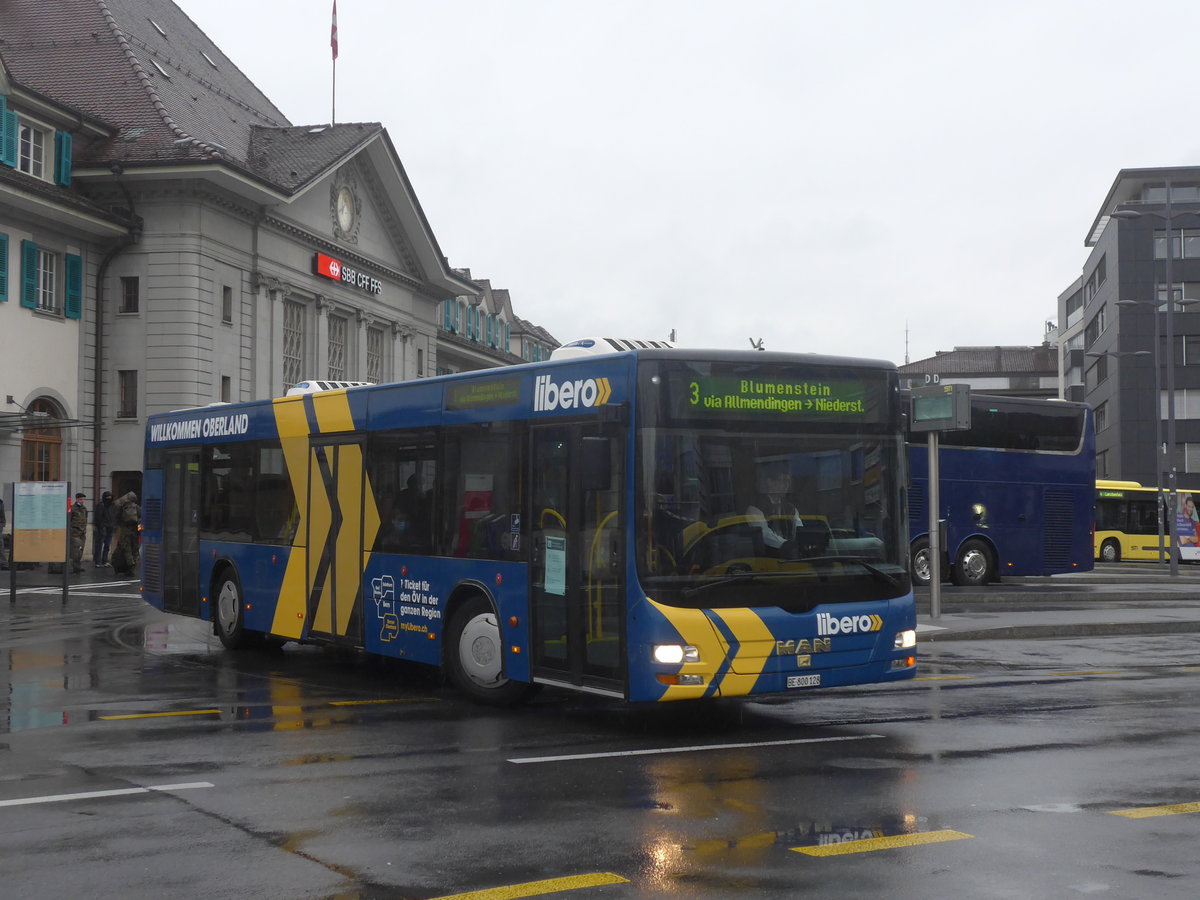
928,432,941,619
1154,301,1165,565
1164,181,1179,577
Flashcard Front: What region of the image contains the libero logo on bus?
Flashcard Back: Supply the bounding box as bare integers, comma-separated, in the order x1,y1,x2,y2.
533,374,612,412
817,613,884,636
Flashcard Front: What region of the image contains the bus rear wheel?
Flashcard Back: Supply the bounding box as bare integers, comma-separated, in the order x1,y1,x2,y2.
1099,538,1121,563
951,539,995,586
446,596,536,706
911,537,934,586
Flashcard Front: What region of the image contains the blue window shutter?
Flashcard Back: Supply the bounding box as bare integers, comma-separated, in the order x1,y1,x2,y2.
442,300,452,331
0,233,8,301
20,240,38,308
0,97,16,169
64,253,82,318
55,131,73,186
504,322,510,350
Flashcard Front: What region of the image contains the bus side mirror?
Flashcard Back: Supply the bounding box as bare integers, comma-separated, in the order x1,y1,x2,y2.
581,437,612,492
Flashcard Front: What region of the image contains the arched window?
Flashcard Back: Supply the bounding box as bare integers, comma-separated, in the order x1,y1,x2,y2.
20,397,64,481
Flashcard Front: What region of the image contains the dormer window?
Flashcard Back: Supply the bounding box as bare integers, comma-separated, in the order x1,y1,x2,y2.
150,59,172,80
149,19,167,37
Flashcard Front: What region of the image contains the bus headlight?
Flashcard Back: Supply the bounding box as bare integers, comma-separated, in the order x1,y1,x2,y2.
653,644,700,664
893,629,917,650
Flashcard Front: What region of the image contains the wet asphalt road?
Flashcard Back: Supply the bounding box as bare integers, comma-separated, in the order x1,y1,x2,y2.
4,573,1200,898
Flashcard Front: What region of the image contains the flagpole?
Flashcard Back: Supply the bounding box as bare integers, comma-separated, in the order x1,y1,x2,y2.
331,0,338,124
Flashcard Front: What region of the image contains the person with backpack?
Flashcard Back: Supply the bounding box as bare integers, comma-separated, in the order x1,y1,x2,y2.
111,492,141,577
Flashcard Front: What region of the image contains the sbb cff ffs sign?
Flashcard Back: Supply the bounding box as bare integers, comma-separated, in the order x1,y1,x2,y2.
911,383,971,432
313,252,382,295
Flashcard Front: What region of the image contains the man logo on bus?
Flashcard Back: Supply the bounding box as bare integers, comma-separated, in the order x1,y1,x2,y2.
816,613,883,636
534,374,612,412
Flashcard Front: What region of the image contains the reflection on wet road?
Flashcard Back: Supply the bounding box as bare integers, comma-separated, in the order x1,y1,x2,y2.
5,584,1200,898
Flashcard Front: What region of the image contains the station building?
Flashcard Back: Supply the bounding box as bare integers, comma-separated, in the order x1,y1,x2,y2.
0,0,554,510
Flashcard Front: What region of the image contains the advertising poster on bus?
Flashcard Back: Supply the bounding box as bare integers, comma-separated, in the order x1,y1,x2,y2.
1177,492,1200,562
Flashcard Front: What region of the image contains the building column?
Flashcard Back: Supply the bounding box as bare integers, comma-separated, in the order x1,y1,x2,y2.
314,295,330,380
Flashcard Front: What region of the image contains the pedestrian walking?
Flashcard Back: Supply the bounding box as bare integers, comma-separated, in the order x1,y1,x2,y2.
92,491,117,567
70,492,88,574
111,491,140,577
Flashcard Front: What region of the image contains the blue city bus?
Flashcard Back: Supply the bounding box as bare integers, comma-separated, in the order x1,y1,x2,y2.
907,393,1095,586
140,348,916,704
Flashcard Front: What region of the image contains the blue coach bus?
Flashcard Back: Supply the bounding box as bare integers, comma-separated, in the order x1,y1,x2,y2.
907,393,1095,586
141,347,916,704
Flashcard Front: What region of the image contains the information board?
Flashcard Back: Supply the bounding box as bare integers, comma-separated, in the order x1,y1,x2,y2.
12,481,68,562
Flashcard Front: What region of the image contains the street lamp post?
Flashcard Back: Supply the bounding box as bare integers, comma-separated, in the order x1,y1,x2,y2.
1114,301,1167,566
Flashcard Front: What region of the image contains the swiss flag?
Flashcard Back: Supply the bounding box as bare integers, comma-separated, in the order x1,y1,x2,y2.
331,1,339,60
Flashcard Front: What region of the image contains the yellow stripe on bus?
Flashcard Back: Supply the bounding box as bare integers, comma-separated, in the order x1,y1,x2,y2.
271,398,313,638
312,389,356,434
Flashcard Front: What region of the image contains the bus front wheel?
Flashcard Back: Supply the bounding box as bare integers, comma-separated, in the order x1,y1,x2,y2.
446,596,536,706
214,570,254,650
1099,539,1121,563
951,539,995,586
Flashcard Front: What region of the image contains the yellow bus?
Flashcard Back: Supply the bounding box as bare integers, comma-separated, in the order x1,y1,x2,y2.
1094,479,1200,562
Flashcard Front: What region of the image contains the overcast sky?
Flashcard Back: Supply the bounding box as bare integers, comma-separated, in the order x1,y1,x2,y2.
177,0,1200,366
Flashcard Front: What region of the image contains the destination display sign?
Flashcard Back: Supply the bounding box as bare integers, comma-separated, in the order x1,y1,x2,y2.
682,375,872,418
445,377,521,411
648,362,891,426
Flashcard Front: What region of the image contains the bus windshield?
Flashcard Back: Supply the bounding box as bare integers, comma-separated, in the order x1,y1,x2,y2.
635,361,909,610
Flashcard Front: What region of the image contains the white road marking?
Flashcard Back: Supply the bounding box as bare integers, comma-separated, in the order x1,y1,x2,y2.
509,733,885,764
0,782,214,808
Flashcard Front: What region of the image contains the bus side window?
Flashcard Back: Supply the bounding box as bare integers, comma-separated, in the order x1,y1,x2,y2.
441,422,522,561
368,433,436,555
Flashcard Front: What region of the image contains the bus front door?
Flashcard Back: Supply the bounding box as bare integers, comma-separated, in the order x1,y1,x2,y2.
162,449,201,616
305,438,368,646
530,423,625,694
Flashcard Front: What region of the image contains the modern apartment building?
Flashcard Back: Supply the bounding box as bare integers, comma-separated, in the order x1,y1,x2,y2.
1058,166,1200,484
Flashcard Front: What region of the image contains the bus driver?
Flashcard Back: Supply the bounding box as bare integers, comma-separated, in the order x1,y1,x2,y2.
746,461,803,550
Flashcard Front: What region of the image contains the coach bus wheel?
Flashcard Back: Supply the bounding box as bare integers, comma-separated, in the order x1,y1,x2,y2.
951,539,994,587
446,597,536,706
1099,539,1121,563
214,570,255,650
911,538,933,586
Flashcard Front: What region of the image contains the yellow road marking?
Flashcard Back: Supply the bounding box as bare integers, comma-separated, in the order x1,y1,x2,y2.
1111,802,1200,819
431,872,628,899
914,675,973,681
792,829,973,857
328,698,438,706
99,709,221,720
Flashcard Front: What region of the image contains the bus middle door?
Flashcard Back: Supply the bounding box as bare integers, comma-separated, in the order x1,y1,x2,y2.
162,448,201,616
530,422,625,694
305,436,368,646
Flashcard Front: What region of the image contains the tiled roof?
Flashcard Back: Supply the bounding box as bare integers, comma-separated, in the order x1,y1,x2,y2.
247,123,381,192
899,345,1057,375
0,0,361,193
0,164,127,224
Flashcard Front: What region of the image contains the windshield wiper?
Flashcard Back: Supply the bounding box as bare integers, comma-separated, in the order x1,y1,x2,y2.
801,556,905,589
681,570,809,598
